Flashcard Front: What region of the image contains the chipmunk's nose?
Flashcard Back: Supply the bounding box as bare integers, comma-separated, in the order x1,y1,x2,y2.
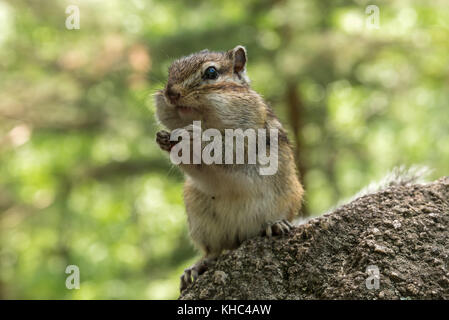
166,85,181,104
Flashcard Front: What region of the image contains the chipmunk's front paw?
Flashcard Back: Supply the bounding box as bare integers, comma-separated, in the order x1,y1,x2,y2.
263,219,293,237
156,130,175,152
180,259,210,292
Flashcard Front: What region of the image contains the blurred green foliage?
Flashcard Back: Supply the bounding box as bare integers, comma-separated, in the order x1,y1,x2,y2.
0,0,448,299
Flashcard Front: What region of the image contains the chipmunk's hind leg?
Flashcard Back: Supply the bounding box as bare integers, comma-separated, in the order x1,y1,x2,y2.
180,256,216,292
262,219,293,237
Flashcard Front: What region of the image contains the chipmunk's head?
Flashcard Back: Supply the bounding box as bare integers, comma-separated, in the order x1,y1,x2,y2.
155,45,267,131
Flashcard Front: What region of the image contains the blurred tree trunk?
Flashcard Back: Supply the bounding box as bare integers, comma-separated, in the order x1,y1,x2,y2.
286,82,309,216
273,0,309,216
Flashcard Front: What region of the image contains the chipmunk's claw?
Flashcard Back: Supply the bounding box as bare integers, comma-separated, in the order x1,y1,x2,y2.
156,130,175,152
263,219,293,237
180,259,209,292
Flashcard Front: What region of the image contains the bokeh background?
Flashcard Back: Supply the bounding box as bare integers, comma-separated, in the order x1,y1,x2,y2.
0,0,448,299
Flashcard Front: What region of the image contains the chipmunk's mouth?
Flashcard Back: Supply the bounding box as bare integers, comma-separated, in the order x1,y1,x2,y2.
176,105,197,114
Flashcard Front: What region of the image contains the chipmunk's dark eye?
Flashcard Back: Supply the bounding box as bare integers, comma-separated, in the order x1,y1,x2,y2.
204,66,218,80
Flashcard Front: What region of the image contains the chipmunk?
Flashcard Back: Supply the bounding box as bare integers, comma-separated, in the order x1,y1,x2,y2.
154,45,304,291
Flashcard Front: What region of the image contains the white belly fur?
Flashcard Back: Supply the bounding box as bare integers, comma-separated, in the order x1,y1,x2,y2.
184,168,287,255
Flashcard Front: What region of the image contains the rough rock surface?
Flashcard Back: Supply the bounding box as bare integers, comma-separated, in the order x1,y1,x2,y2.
180,177,449,300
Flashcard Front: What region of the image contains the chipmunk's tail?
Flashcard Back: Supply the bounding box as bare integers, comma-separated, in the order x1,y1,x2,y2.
296,165,433,225
345,165,433,203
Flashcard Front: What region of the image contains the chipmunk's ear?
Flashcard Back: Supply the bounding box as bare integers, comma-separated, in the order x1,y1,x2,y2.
227,45,247,75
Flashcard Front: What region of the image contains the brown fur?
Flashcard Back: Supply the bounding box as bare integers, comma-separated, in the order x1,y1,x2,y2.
154,46,304,290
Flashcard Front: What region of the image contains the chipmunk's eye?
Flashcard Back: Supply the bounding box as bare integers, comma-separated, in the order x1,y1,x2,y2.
204,66,218,80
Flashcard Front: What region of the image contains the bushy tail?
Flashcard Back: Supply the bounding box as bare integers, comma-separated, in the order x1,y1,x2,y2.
297,165,433,224
344,165,433,203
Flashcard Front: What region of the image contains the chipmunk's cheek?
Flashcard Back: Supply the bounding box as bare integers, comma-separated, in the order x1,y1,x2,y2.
204,93,228,108
176,107,201,123
154,96,183,129
155,94,172,115
154,91,167,105
177,106,194,114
